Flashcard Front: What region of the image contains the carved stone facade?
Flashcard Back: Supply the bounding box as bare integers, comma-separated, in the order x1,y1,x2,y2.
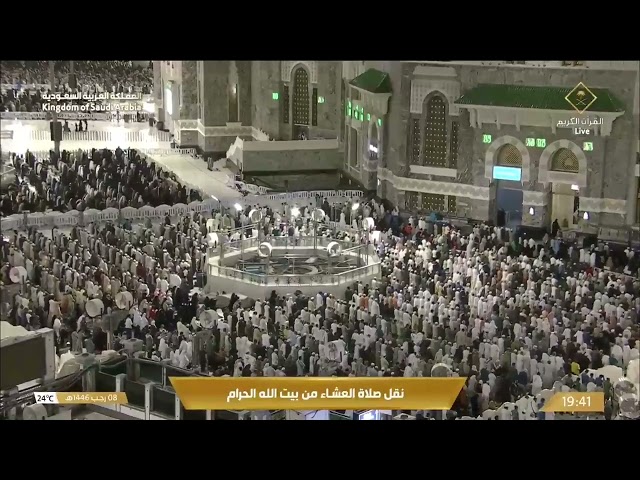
377,62,638,228
157,61,342,156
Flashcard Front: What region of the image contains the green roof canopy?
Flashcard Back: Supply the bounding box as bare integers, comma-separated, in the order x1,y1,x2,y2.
455,84,624,113
349,69,392,94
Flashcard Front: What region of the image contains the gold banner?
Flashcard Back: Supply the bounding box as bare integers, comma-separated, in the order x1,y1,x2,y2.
541,392,604,413
170,377,466,410
57,392,129,405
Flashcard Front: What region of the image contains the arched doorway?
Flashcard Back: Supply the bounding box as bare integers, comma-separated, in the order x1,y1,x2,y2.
292,67,310,140
495,144,524,227
550,148,581,229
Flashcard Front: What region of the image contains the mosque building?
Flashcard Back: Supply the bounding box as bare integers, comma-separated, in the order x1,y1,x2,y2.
154,60,640,237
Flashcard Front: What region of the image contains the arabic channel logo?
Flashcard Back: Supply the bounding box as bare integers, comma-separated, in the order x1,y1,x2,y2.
565,82,598,114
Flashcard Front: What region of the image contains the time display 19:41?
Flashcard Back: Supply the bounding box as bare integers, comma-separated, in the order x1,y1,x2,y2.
552,392,604,413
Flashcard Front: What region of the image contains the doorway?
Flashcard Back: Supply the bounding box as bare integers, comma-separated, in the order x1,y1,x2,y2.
550,183,579,229
495,180,523,228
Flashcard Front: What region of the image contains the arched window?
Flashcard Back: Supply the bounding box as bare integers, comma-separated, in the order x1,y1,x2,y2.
292,67,309,126
369,123,379,160
496,144,523,167
550,148,579,173
422,95,448,167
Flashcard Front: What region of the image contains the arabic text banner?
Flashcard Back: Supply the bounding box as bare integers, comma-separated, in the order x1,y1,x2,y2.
169,377,466,410
34,392,129,405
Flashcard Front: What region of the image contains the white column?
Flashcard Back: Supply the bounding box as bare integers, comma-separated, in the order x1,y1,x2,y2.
144,383,153,420
174,395,183,420
114,374,126,413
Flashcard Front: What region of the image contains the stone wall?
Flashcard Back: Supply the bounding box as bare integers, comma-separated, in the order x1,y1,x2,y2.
200,61,229,127
455,66,637,204
386,62,412,178
242,148,342,173
316,62,340,137
382,62,637,224
197,134,237,156
180,130,198,148
236,61,253,126
250,61,281,139
180,61,198,120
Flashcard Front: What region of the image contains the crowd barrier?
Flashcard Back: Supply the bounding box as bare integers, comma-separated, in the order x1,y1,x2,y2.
26,129,172,143
1,83,49,91
18,149,197,161
0,198,220,231
1,112,112,121
255,190,363,203
0,188,365,233
208,236,380,288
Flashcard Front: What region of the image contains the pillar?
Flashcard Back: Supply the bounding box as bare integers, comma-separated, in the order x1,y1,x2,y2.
114,373,127,413
177,61,199,147
201,61,229,127
197,61,238,154
144,383,153,420
174,395,183,420
81,366,96,393
153,61,164,123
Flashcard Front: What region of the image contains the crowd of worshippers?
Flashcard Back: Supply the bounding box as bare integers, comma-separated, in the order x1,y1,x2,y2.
1,208,216,351
0,147,202,216
108,219,638,419
89,201,640,418
0,61,153,96
2,191,639,418
0,88,44,112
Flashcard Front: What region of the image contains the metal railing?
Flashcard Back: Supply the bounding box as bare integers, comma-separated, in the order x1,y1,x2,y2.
208,235,381,286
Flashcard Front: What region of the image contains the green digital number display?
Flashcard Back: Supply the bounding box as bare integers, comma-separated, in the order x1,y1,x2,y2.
482,134,492,144
583,142,594,151
536,138,546,148
526,138,535,147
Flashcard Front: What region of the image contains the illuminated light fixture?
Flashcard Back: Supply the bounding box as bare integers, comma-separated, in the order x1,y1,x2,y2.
377,118,382,126
528,207,535,216
369,145,379,154
583,211,589,220
233,203,242,212
272,92,279,100
232,85,237,95
352,202,360,211
290,207,300,217
317,96,325,104
211,195,218,202
571,184,580,191
367,113,371,121
493,166,522,181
